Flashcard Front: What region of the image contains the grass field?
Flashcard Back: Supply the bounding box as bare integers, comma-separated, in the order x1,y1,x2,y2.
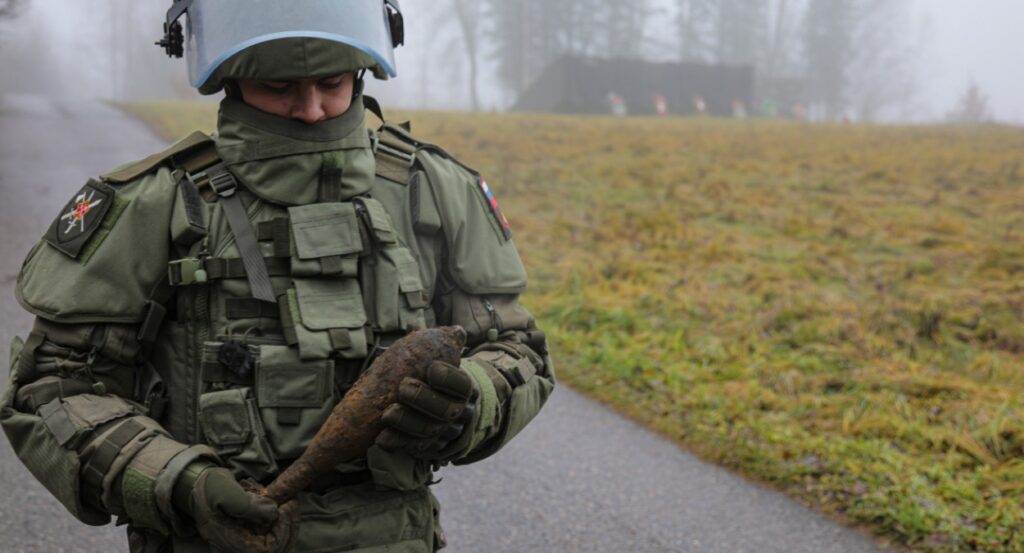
123,101,1024,552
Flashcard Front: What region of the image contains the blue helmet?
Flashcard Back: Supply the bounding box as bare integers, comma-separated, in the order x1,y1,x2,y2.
157,0,404,94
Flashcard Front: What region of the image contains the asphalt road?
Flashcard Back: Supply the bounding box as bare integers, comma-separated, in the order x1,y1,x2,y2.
0,95,887,553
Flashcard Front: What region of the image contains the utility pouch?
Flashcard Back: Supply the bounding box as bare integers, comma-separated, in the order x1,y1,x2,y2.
356,198,398,245
256,345,337,460
198,387,278,482
288,203,362,277
282,278,370,360
293,483,435,553
370,246,428,333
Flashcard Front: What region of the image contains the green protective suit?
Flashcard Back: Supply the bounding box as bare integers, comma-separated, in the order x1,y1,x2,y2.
1,95,555,552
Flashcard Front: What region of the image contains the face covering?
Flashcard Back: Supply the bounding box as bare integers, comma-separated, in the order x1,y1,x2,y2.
215,96,376,205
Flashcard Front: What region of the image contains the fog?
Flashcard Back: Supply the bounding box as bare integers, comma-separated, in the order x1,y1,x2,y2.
0,0,1020,124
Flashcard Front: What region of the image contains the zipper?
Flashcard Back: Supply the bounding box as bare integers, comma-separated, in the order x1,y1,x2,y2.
483,299,502,341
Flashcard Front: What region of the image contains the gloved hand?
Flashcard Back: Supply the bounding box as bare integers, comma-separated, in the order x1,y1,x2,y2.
175,463,298,553
376,360,480,460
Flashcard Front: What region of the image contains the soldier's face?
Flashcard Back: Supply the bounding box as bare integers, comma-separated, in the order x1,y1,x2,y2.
237,73,355,124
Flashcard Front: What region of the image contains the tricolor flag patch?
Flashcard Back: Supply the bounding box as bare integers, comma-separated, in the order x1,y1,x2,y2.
479,179,512,240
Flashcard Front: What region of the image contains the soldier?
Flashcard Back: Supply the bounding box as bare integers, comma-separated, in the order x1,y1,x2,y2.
0,1,555,552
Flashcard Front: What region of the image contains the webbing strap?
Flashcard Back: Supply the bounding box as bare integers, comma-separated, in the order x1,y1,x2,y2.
137,301,167,344
202,361,250,385
278,408,302,426
257,218,292,258
204,257,290,280
225,298,281,320
195,164,276,303
81,418,147,496
319,152,345,202
363,95,386,122
278,291,300,346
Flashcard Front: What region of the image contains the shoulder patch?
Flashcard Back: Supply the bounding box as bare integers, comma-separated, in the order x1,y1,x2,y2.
478,179,512,240
43,179,115,259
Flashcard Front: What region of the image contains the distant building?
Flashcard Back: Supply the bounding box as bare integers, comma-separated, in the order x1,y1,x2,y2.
512,55,755,118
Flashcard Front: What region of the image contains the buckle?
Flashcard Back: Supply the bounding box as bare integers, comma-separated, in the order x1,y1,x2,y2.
187,165,237,197
168,258,207,286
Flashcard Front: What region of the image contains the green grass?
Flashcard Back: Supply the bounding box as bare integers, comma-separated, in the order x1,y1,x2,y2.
120,101,1024,552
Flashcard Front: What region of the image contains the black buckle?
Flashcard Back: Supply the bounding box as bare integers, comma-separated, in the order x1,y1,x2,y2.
188,166,237,197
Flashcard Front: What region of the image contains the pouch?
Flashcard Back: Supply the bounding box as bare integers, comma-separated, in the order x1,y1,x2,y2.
368,246,428,333
294,483,435,553
284,278,370,360
256,345,337,460
198,387,278,481
288,203,362,277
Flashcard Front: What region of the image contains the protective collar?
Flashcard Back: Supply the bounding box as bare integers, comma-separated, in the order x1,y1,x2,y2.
215,96,375,205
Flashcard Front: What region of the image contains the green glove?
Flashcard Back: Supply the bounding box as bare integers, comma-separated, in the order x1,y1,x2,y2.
174,463,298,553
376,360,480,460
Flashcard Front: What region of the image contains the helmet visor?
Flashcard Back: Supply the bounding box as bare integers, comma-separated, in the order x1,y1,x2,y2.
185,0,397,89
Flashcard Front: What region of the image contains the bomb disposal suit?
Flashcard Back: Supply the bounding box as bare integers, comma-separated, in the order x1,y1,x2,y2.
0,2,554,551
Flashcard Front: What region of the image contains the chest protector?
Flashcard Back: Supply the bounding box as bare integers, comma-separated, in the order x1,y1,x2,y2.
149,100,435,484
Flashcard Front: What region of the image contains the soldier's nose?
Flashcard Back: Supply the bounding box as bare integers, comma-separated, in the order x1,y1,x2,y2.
291,86,327,124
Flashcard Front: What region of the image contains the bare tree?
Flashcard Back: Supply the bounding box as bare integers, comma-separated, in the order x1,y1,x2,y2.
947,81,992,124
451,0,481,111
715,0,768,66
845,0,917,122
0,0,25,19
0,0,27,43
801,0,854,119
765,0,790,80
676,0,716,62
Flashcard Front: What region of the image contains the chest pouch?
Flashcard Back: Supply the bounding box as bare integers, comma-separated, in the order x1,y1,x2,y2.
286,203,363,277
255,344,337,460
279,278,370,361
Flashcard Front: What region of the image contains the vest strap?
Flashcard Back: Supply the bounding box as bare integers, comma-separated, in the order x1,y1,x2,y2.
225,298,281,320
168,257,290,286
257,218,292,258
188,164,276,303
81,418,147,499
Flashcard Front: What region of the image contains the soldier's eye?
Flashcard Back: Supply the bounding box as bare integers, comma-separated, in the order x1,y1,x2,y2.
319,77,345,90
261,81,292,93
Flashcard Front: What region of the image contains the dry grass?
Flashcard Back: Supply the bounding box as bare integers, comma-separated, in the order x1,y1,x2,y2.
122,101,1024,552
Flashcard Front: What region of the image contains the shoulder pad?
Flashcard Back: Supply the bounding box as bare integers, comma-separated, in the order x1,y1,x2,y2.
101,131,214,184
416,148,528,295
17,167,181,324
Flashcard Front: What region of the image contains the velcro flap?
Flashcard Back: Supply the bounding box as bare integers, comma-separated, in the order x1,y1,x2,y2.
288,203,362,260
61,394,139,432
256,345,332,408
294,278,367,330
386,248,425,294
198,388,253,446
358,198,397,244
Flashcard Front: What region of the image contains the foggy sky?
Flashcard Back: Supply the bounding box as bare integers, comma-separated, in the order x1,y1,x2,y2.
917,0,1024,123
0,0,1020,123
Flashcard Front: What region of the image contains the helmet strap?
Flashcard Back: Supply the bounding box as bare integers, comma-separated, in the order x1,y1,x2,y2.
353,69,367,101
224,80,242,100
